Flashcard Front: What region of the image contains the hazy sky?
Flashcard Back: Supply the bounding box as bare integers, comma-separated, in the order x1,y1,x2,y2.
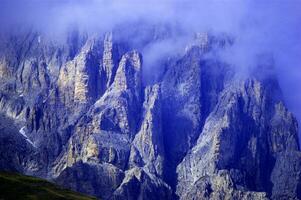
0,0,301,135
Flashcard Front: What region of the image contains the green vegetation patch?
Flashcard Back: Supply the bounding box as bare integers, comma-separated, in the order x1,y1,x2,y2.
0,172,97,200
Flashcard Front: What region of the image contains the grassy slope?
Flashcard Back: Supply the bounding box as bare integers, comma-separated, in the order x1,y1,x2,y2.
0,172,97,200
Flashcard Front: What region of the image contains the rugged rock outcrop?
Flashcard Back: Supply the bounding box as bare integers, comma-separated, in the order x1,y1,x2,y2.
0,28,300,200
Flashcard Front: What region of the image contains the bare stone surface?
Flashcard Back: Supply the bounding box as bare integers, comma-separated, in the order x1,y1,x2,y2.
0,29,300,200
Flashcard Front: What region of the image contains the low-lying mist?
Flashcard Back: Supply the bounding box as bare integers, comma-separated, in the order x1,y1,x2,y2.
1,0,300,137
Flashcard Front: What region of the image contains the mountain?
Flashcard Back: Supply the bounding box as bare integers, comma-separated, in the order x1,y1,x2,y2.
0,27,300,200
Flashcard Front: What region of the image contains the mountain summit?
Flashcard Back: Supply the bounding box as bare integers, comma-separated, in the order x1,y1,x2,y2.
0,28,300,200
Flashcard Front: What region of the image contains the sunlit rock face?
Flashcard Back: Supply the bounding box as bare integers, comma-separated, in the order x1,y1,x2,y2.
0,27,300,200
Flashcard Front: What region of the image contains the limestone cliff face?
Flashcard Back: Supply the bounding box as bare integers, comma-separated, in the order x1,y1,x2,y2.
0,29,300,200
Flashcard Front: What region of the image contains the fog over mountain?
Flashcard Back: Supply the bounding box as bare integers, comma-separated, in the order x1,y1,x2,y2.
1,0,300,135
1,1,301,199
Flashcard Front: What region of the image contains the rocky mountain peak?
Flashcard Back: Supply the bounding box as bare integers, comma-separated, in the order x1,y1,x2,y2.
0,29,300,200
112,51,142,96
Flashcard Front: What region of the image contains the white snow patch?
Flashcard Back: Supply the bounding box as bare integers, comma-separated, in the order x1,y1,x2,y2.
19,126,36,148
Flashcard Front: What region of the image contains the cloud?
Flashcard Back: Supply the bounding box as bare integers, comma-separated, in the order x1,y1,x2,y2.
0,0,300,137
